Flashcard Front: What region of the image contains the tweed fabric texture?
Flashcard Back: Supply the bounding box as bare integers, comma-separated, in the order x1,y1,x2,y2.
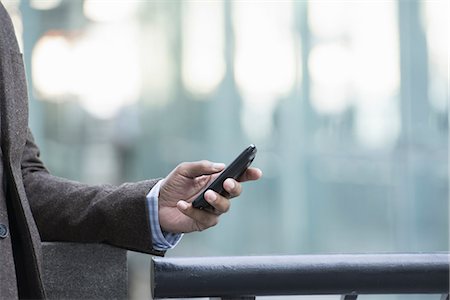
42,242,127,299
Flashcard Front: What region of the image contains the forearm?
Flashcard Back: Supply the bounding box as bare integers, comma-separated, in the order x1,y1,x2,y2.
24,170,162,253
21,129,163,255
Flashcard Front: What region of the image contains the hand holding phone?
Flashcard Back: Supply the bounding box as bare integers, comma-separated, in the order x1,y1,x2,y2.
192,144,257,210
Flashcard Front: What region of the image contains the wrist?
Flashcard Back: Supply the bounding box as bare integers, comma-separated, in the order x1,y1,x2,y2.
147,179,183,250
157,178,167,210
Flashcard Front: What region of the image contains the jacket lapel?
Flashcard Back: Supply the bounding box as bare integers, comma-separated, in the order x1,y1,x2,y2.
0,3,28,167
0,4,46,298
0,51,29,167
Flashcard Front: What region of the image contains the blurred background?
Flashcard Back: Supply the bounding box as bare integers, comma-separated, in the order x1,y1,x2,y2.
3,0,448,299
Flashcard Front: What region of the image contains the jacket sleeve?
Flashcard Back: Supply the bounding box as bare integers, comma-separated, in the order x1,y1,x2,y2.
21,128,165,256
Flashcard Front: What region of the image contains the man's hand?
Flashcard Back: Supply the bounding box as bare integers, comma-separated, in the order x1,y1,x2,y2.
158,160,262,233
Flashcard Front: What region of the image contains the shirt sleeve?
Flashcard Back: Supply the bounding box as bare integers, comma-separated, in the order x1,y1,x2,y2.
146,179,183,251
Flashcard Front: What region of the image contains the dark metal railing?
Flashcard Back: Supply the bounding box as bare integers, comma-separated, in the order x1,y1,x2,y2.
151,253,449,299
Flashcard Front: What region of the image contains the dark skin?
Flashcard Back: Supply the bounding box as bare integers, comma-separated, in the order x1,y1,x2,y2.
158,160,262,233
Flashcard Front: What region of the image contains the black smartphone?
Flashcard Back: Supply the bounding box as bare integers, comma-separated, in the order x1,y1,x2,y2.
192,144,257,210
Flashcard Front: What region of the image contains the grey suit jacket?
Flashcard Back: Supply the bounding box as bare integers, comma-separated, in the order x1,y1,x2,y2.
0,3,162,299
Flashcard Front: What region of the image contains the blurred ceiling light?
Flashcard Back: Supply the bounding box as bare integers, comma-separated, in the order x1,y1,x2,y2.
71,23,141,119
234,1,296,99
83,0,139,22
32,33,72,99
233,1,296,141
423,1,448,112
182,0,225,97
349,1,399,149
309,1,398,116
34,24,143,119
309,1,400,149
350,2,400,149
308,1,349,38
309,43,351,115
30,0,62,10
350,2,399,98
141,26,174,107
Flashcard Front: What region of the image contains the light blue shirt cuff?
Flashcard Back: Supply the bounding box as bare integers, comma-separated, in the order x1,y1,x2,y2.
146,179,183,251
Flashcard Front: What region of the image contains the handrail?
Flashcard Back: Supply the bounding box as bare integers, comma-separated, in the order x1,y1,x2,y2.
151,253,449,299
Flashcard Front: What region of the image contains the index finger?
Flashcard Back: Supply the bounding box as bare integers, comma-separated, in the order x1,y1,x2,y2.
177,160,225,178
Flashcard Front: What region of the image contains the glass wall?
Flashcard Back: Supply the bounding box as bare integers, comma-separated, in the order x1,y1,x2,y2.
4,0,448,299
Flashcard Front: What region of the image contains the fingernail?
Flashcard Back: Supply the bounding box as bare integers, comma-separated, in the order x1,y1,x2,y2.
178,201,189,210
226,179,235,189
206,190,217,202
212,163,225,170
